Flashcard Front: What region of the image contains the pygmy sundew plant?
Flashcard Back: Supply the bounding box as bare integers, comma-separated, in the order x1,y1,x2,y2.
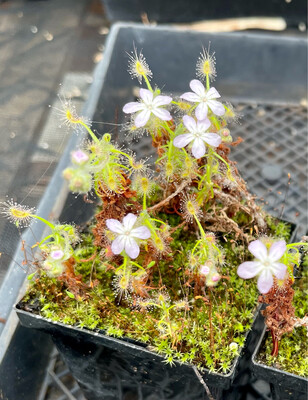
4,46,307,379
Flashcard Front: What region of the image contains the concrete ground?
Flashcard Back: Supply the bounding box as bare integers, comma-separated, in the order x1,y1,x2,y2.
0,0,109,281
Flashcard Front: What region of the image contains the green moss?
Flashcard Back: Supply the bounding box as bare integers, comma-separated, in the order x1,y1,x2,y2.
265,215,292,241
24,213,293,374
257,269,308,377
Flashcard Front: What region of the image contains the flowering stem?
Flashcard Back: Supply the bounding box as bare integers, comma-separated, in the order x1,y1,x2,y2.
142,74,153,92
193,214,207,240
79,121,100,143
206,74,210,91
164,121,175,137
30,214,55,230
208,289,215,353
143,192,147,210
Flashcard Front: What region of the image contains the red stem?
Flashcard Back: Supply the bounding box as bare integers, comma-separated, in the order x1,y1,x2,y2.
271,330,279,357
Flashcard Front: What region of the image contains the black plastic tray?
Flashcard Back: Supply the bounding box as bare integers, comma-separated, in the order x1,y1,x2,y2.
251,326,308,400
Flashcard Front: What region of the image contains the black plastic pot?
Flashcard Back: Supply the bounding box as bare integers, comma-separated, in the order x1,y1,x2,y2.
15,304,264,400
101,0,307,28
251,327,308,400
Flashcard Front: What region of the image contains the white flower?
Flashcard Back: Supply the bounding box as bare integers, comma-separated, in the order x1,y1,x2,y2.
237,240,287,294
123,89,172,128
173,115,221,158
106,213,151,259
180,80,225,120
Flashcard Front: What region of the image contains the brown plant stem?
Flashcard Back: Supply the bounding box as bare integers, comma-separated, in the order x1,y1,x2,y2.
147,180,189,212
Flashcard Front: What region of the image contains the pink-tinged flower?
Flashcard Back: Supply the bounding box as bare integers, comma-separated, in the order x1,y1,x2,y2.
180,80,225,120
200,264,210,275
173,115,221,158
50,250,65,260
123,88,172,128
106,213,151,259
237,240,287,294
71,150,89,165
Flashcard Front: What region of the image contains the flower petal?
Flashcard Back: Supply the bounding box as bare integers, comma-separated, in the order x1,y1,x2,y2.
197,118,211,132
269,240,286,262
183,115,196,132
125,237,140,259
139,88,153,103
206,87,221,100
237,261,261,279
122,213,137,230
152,108,172,121
195,102,208,120
131,226,151,240
106,219,125,234
111,235,125,255
123,102,145,114
272,262,287,280
207,100,225,116
180,92,200,102
135,110,151,127
248,240,268,261
191,138,206,159
201,132,222,148
190,79,205,97
257,269,274,294
153,95,172,107
173,133,194,148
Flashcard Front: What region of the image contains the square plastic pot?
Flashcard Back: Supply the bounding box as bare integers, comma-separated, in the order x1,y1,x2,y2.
251,326,308,400
15,303,264,400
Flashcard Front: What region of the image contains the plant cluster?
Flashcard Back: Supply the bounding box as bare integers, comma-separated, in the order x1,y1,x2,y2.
2,46,307,374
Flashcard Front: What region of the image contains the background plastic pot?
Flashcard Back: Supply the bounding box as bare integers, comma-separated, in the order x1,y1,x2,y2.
101,0,307,28
251,326,308,400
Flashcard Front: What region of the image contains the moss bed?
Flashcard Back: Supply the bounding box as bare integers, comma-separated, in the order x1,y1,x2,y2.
257,260,308,377
22,213,292,374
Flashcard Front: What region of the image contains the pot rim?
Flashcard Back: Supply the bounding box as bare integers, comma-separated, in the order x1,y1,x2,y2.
14,302,261,380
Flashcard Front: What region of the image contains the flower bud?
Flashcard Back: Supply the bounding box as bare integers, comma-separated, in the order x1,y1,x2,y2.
69,170,92,193
219,128,233,143
43,259,65,277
